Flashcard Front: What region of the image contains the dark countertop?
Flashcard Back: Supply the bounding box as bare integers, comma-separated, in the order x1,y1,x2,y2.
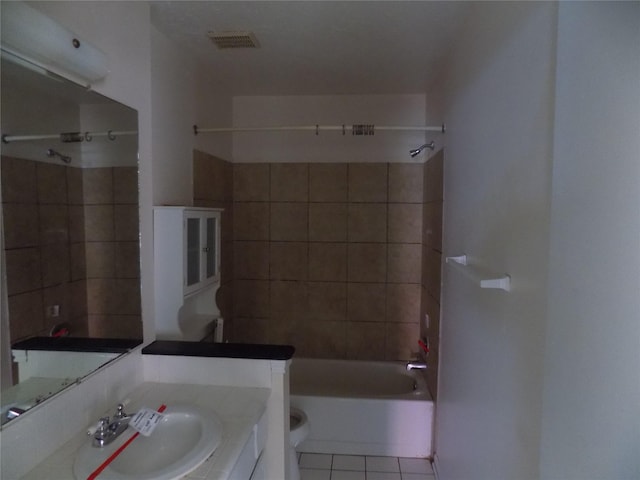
142,340,295,360
11,337,142,353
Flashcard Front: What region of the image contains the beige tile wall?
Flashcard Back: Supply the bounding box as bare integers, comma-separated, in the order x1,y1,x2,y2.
192,152,442,363
193,150,234,340
231,162,424,361
1,155,141,343
421,150,444,398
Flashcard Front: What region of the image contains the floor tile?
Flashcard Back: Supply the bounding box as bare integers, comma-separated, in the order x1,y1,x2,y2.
401,474,434,480
332,455,366,471
368,472,402,480
366,456,400,472
300,468,331,480
300,453,333,470
330,471,366,480
399,457,432,474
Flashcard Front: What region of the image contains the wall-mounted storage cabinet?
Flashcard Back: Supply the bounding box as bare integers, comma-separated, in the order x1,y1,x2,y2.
153,207,223,342
184,209,220,295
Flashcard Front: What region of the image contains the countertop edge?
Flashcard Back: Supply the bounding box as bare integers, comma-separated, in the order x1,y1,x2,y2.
142,340,295,360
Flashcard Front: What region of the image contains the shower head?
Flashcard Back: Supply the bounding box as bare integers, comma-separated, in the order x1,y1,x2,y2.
47,148,71,164
409,141,435,157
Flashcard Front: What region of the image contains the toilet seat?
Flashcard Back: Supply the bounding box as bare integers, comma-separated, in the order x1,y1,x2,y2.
289,407,310,447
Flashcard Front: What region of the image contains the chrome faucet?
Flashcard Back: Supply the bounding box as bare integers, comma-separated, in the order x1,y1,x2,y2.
406,361,427,371
92,403,132,447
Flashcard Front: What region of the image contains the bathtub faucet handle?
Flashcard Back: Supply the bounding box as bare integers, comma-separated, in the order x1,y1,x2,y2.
406,361,427,371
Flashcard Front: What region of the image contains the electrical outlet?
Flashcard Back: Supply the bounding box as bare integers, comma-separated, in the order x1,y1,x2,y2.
46,305,60,318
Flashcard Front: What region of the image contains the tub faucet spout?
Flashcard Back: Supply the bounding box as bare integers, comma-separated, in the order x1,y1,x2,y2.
6,407,26,420
406,361,427,371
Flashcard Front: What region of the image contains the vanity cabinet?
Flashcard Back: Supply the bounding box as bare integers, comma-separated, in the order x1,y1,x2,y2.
153,207,223,341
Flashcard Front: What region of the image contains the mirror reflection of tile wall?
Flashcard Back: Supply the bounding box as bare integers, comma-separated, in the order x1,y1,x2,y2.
1,156,141,342
194,149,430,361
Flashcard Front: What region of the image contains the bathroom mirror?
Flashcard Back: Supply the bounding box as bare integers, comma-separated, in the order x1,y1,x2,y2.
0,55,143,425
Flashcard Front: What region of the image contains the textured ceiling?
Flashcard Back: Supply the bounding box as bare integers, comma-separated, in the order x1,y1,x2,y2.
150,1,472,96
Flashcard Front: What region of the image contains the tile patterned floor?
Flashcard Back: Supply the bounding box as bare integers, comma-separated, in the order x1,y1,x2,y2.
298,453,435,480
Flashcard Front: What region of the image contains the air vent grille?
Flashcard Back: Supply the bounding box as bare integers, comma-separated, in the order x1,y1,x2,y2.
208,31,259,49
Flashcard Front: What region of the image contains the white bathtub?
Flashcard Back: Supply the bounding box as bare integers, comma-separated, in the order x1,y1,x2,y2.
290,358,433,458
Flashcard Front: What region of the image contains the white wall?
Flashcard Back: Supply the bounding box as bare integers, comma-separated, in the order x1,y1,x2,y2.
194,65,233,162
150,25,196,206
434,2,640,479
434,3,556,478
150,27,233,206
232,94,428,163
540,3,640,478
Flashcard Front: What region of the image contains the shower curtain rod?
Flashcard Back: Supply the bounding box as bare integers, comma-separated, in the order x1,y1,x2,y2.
1,129,137,144
193,123,446,135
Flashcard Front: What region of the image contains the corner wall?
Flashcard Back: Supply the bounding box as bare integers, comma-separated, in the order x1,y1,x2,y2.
421,150,443,398
433,3,556,478
149,25,233,203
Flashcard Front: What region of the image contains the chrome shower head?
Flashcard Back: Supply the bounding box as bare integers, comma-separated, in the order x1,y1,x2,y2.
409,141,435,157
47,148,71,164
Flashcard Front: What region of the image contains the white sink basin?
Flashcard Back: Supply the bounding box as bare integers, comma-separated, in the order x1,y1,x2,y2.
74,405,222,480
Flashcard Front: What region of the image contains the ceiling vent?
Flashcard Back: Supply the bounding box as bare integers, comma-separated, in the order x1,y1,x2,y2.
208,31,259,49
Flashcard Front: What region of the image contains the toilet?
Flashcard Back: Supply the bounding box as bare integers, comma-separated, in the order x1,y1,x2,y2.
252,406,309,480
289,407,310,480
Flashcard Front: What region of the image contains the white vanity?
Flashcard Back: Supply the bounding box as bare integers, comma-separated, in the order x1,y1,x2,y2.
5,342,293,480
22,382,269,480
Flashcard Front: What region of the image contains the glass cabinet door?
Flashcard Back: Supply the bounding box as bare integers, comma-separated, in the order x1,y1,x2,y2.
186,216,201,287
205,216,216,279
183,210,220,295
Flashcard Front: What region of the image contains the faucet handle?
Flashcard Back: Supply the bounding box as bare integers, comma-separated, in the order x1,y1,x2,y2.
92,417,112,447
95,417,110,436
114,403,127,419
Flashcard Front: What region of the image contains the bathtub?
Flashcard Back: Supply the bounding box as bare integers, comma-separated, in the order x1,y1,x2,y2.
290,358,433,458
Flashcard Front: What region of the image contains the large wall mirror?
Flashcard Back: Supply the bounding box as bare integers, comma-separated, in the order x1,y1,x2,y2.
0,55,142,425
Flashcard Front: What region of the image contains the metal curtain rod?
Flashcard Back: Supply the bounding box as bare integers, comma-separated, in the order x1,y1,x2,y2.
1,129,138,144
193,123,446,135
